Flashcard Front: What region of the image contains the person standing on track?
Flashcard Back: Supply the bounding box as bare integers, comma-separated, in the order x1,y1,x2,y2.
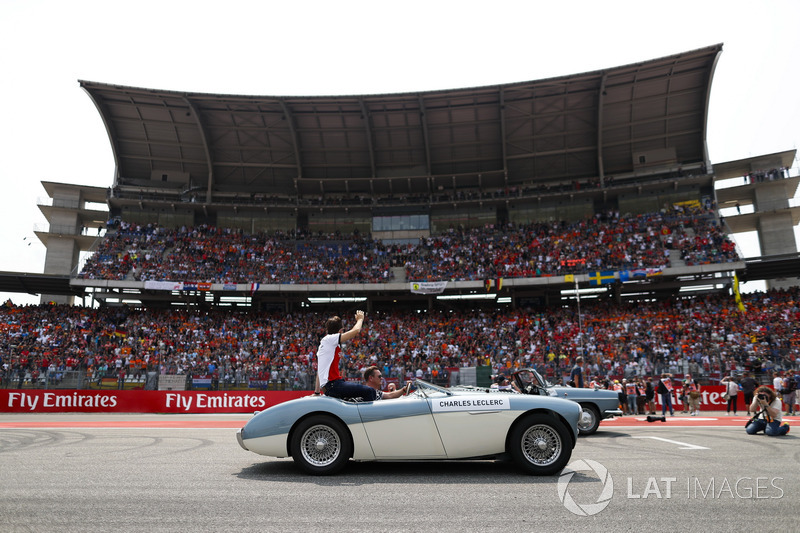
739,372,758,415
644,376,656,414
782,371,798,415
570,356,585,388
684,373,702,416
721,375,739,415
656,373,675,416
625,378,640,415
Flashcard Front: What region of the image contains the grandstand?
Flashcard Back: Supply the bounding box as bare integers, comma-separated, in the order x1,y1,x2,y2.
1,45,799,395
5,43,795,311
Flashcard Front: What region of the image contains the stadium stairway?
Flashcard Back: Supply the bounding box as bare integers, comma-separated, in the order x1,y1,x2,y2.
668,248,686,268
391,266,406,282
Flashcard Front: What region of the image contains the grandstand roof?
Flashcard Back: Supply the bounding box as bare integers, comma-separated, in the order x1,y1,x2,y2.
0,272,84,298
79,44,722,198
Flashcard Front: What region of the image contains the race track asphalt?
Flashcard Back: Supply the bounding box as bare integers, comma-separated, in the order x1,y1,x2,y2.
0,413,798,532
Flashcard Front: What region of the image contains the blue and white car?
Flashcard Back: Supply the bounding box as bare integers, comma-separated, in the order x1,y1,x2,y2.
237,379,581,475
512,369,623,435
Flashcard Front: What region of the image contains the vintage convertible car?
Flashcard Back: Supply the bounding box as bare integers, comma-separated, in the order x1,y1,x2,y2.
237,379,581,475
512,369,622,435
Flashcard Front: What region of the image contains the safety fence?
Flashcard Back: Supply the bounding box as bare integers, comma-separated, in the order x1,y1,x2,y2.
0,370,305,392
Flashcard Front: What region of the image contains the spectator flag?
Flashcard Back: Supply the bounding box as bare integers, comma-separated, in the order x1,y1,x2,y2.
144,281,184,291
588,271,616,286
564,274,575,283
733,273,746,313
481,278,503,291
410,281,448,294
250,282,260,295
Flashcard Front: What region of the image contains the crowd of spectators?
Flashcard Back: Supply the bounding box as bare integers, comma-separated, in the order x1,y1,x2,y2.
78,222,395,284
404,209,738,281
2,287,798,390
744,167,791,184
77,207,739,284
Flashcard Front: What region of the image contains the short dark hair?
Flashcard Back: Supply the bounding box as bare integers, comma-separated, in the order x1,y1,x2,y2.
364,365,380,381
326,316,343,335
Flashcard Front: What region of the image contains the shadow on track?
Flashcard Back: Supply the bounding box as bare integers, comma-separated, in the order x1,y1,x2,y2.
235,458,566,485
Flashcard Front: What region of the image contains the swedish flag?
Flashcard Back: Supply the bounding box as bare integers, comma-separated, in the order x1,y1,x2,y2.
588,271,616,286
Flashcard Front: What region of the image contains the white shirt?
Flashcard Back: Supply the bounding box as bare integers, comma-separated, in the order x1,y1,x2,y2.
751,396,783,423
316,333,342,388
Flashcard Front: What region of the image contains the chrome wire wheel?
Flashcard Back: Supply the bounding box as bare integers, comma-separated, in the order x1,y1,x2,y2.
520,424,562,466
299,424,341,467
577,405,600,435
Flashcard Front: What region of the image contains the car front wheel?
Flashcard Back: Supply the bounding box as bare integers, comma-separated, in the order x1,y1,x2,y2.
577,405,601,435
290,415,352,475
508,414,572,475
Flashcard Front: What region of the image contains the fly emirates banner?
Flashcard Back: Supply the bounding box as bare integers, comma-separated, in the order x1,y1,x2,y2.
1,385,749,413
1,390,307,413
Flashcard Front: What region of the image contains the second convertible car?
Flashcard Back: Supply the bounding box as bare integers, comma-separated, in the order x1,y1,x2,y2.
237,379,582,475
512,369,623,435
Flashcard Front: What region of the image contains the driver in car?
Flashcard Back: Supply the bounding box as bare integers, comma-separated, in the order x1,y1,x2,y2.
364,366,410,399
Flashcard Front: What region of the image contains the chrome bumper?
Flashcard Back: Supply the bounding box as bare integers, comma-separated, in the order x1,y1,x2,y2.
236,429,248,451
603,409,624,418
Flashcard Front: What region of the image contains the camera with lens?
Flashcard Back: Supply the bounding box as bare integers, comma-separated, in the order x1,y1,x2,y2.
757,393,768,401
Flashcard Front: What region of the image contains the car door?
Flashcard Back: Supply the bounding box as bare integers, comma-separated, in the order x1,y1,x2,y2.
429,393,515,458
356,397,446,459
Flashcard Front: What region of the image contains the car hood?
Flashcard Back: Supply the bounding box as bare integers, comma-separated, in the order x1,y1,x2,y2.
549,386,619,399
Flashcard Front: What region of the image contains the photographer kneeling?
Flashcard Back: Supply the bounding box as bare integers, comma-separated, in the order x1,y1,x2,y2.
745,386,790,436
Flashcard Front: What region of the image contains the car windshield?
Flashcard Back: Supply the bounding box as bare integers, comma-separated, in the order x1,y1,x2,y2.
412,379,451,398
517,369,552,389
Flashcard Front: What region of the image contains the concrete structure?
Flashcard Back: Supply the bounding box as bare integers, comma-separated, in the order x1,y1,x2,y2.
36,182,109,304
715,150,800,289
5,45,796,306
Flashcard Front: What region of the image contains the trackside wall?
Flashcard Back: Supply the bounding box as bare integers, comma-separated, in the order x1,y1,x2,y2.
0,390,307,414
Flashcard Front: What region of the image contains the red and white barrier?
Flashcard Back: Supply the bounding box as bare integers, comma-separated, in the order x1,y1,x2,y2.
2,385,794,414
1,390,308,414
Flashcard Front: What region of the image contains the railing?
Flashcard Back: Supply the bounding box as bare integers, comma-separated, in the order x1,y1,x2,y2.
33,224,104,237
1,370,88,390
2,365,762,391
37,197,82,210
109,165,712,210
0,369,288,391
0,369,451,391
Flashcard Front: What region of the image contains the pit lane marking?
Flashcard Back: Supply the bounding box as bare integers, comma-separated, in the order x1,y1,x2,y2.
631,436,709,450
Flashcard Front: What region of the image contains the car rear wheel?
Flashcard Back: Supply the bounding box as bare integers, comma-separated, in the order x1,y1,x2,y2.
290,415,352,475
508,414,572,475
577,405,601,435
